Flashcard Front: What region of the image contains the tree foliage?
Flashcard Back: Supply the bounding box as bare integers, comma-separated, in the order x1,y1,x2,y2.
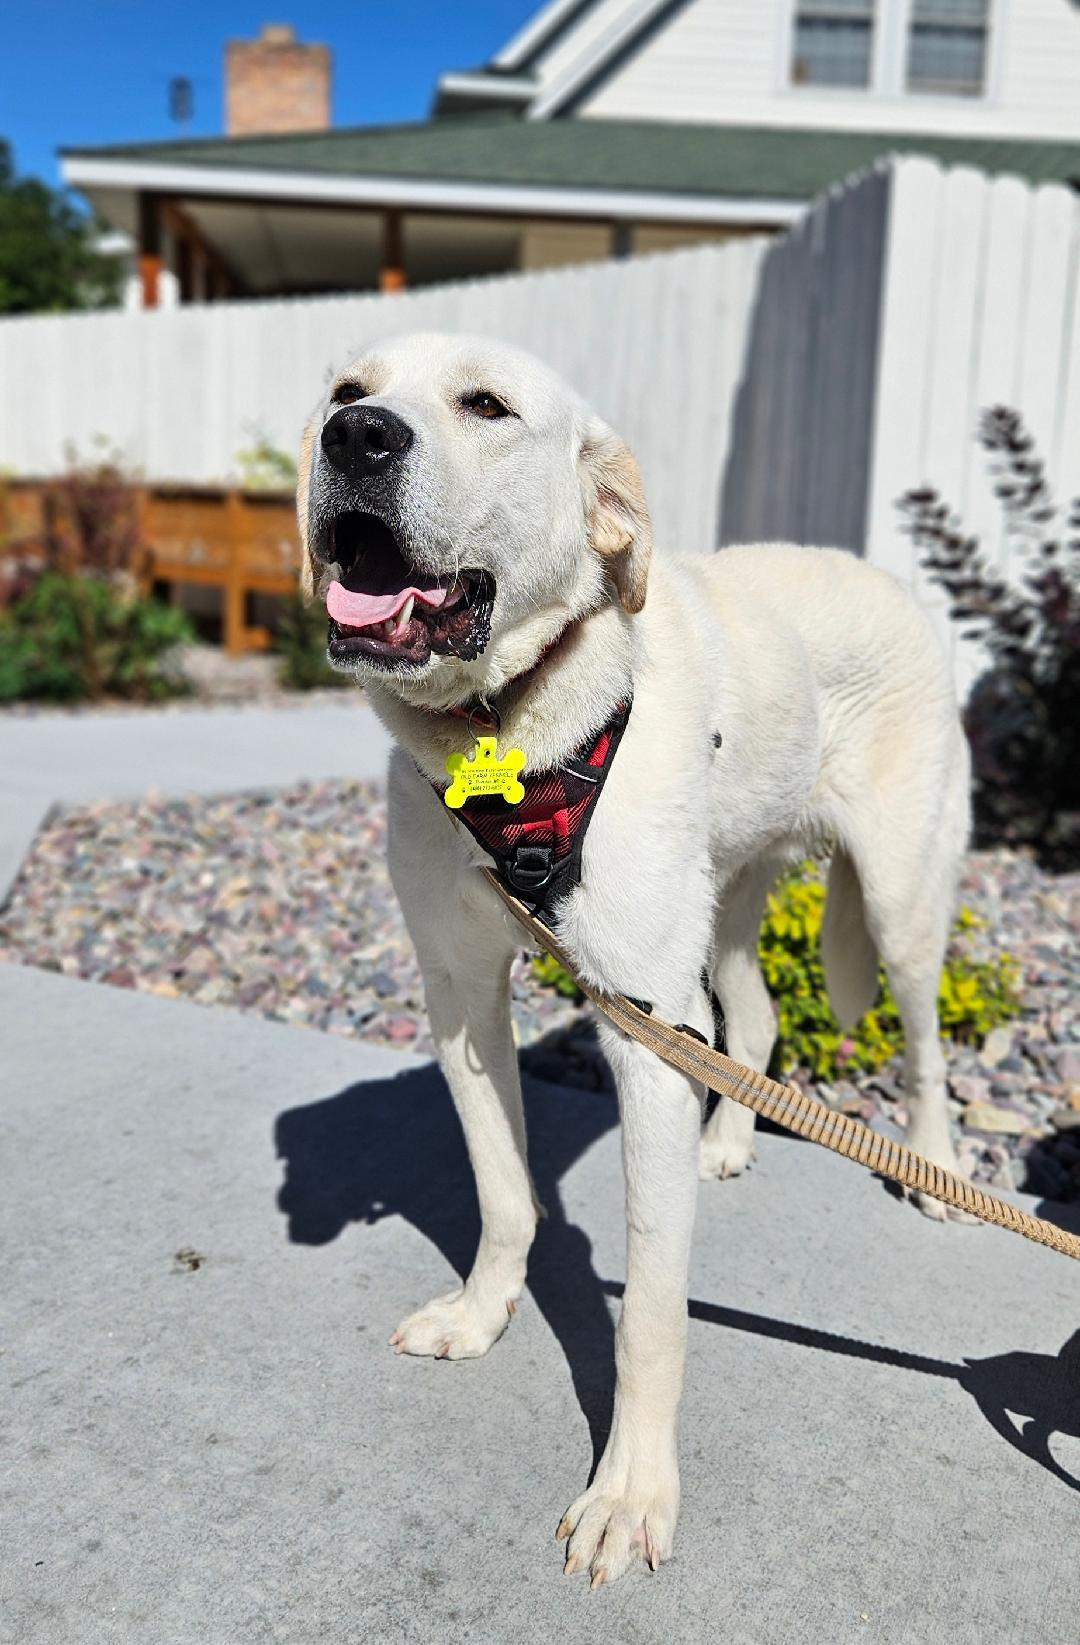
0,141,122,314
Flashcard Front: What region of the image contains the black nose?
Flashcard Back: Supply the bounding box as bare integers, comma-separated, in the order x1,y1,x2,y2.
320,404,414,478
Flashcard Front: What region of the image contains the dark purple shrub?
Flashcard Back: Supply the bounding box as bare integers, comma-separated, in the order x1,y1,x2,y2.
899,408,1079,867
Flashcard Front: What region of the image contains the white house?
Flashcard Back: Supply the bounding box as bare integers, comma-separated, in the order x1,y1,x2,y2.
441,0,1080,140
62,2,1080,305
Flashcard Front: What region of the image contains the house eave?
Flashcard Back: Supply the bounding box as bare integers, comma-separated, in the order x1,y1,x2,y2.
435,72,535,105
61,154,805,228
527,0,671,119
491,0,594,71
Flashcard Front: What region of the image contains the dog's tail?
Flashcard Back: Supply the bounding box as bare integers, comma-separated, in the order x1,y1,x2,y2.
821,847,879,1030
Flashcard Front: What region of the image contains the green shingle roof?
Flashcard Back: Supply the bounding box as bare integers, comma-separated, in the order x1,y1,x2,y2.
62,116,1080,202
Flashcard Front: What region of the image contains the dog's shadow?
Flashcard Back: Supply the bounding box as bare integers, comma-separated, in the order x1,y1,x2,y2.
275,1061,621,1464
273,1061,1080,1492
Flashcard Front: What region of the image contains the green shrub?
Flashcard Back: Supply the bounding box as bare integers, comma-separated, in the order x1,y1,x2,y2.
758,862,1019,1079
0,571,192,702
531,952,586,1000
274,589,351,692
234,436,298,491
530,859,1021,1081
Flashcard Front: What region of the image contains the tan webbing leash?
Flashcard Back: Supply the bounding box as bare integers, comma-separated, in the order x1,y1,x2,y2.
484,869,1080,1264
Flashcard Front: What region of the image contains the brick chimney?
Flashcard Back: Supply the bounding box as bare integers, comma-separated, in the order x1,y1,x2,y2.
226,23,331,136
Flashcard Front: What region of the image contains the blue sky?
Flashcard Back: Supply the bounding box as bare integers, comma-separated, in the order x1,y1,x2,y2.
2,1,538,188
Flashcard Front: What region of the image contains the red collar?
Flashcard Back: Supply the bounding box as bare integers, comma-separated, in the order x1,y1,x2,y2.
423,620,577,733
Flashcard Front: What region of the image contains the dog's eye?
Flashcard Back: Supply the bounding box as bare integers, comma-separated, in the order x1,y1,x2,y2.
461,391,513,421
332,382,367,405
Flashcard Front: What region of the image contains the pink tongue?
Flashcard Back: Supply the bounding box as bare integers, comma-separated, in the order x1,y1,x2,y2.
326,580,449,630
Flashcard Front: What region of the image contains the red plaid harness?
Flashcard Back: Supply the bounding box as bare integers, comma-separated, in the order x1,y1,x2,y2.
434,699,633,917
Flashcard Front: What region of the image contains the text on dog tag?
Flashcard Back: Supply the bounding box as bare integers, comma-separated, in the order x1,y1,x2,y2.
444,737,526,808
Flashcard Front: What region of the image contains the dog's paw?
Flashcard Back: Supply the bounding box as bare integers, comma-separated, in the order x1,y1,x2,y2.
698,1132,755,1181
699,1098,756,1181
389,1285,516,1360
556,1463,679,1588
907,1187,983,1225
900,1127,983,1224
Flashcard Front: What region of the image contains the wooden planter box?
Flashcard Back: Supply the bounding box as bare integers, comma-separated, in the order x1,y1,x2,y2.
1,479,302,656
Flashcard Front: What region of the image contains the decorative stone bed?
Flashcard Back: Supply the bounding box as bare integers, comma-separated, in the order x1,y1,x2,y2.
1,779,1076,1200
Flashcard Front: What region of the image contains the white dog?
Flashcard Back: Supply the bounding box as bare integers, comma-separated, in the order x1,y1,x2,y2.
297,332,972,1587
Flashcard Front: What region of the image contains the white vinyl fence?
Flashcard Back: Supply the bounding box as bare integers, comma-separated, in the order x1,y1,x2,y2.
721,157,1080,687
2,156,1078,689
868,158,1080,690
0,238,767,557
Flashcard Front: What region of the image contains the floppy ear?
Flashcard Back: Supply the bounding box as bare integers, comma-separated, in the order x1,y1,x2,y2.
578,420,652,615
295,413,320,601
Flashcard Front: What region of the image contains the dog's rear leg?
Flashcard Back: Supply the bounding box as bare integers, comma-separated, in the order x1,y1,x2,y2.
390,904,540,1361
845,768,978,1224
699,861,778,1181
871,893,979,1225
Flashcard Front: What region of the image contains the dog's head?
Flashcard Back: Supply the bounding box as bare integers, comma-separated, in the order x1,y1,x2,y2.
297,332,651,695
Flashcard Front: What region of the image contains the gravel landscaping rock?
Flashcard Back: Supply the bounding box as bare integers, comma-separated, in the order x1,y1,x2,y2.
0,780,587,1071
0,781,1076,1198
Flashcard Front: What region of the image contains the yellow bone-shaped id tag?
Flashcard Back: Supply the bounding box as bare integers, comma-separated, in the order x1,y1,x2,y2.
444,736,526,809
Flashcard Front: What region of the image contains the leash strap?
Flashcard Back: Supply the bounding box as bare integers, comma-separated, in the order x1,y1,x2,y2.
483,869,1080,1265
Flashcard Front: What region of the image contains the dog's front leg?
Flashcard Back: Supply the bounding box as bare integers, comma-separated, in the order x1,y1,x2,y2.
558,1019,704,1586
390,928,539,1362
386,759,539,1360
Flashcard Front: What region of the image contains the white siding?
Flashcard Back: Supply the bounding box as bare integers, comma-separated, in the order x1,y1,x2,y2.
576,0,1080,140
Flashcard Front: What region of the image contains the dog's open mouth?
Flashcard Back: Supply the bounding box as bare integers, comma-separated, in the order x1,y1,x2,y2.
323,513,494,670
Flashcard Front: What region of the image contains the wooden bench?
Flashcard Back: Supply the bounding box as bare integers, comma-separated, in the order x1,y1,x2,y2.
1,479,302,656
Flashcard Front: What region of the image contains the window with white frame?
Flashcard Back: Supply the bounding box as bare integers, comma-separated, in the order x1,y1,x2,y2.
906,0,991,96
791,1,877,89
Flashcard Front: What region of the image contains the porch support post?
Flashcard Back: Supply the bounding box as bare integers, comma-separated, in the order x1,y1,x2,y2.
175,228,194,303
137,192,163,309
159,200,244,303
379,209,406,292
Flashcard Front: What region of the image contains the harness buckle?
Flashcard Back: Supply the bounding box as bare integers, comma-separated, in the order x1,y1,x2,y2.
505,844,555,894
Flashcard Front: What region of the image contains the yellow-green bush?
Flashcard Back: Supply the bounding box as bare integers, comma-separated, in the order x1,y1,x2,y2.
758,863,1020,1078
531,951,585,1000
531,860,1021,1079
